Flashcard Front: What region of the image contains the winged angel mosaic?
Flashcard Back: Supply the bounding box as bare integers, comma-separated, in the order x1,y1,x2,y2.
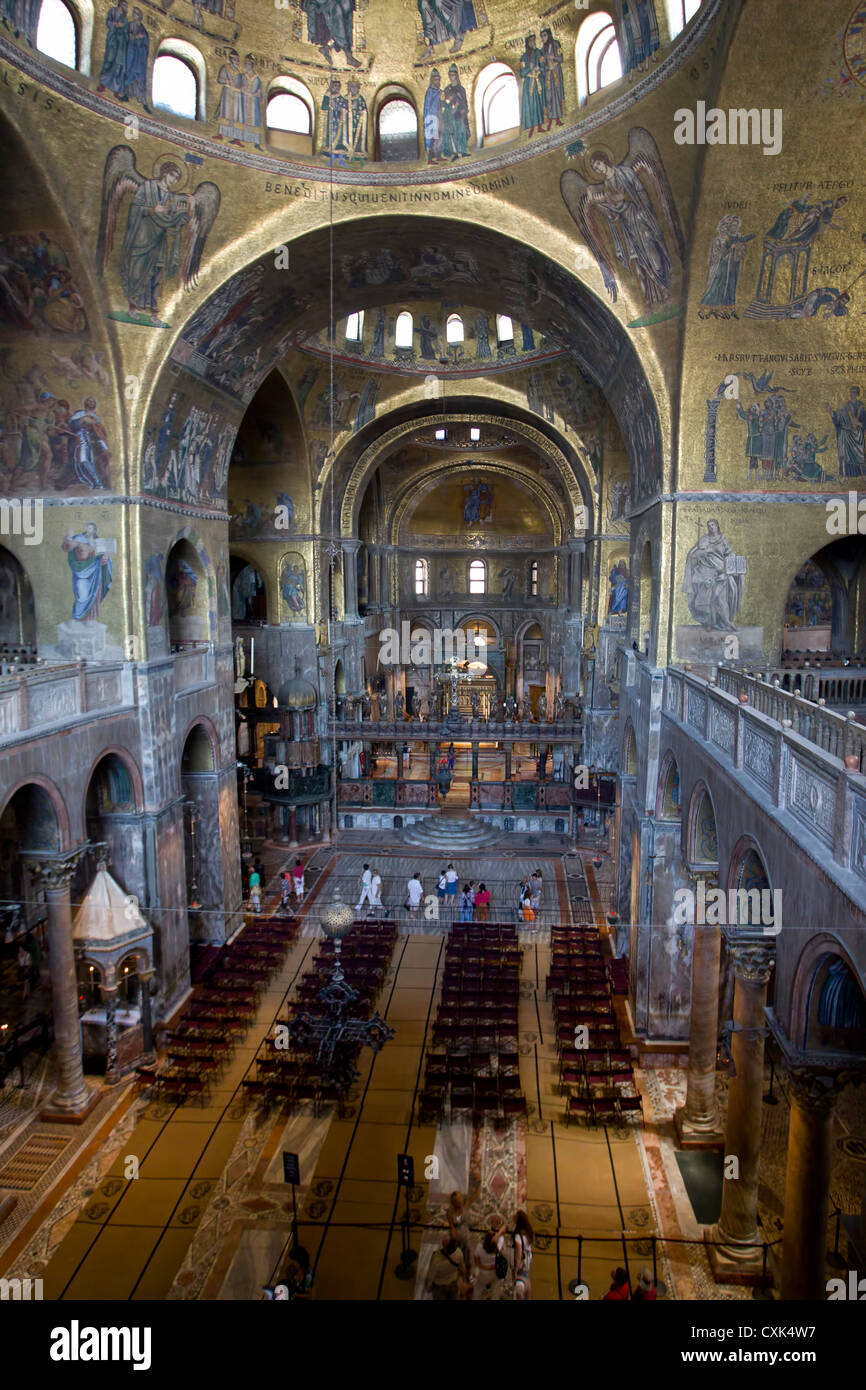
97,148,221,328
560,127,684,309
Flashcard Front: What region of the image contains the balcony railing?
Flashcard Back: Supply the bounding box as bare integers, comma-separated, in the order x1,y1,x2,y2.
714,667,866,769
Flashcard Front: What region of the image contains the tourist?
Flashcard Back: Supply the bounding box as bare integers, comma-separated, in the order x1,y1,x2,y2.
248,864,261,900
530,869,543,911
437,869,448,900
459,884,474,922
249,878,262,913
512,1211,534,1300
426,1234,467,1300
355,863,373,911
406,872,424,915
474,1220,507,1301
474,882,491,921
447,741,455,772
292,858,305,900
447,1191,474,1291
280,870,293,910
445,863,458,900
633,1266,657,1301
520,879,534,922
370,867,383,912
603,1267,631,1300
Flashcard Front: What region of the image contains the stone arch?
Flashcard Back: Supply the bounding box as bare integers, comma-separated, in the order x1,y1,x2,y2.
622,718,637,775
0,775,70,853
789,933,866,1051
686,779,718,866
229,548,270,623
656,749,681,820
82,746,145,826
165,529,215,646
180,715,219,770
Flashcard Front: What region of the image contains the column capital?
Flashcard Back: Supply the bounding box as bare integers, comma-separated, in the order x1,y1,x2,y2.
341,538,362,555
23,846,88,891
687,864,719,891
783,1067,846,1116
727,939,775,984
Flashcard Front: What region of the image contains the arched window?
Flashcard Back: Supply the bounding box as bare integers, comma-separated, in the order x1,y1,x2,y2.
475,62,519,143
37,0,78,69
496,314,514,343
415,558,429,597
395,310,413,348
529,560,538,597
446,313,464,344
666,0,702,40
576,11,622,104
378,96,418,162
267,91,312,134
152,50,199,120
468,559,486,594
345,311,364,342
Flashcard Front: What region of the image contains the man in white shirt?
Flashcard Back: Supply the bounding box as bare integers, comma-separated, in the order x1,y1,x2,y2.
370,869,383,911
407,873,424,915
356,863,373,910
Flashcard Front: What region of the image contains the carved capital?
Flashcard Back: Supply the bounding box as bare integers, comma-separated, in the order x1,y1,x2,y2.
784,1067,845,1115
729,941,775,985
23,848,87,893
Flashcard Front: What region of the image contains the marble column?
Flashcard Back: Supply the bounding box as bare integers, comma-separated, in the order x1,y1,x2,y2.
471,743,479,780
676,871,724,1148
288,807,298,848
780,1070,840,1301
707,940,775,1284
342,539,361,622
567,540,585,612
395,744,404,780
504,745,512,781
25,850,92,1117
104,984,119,1083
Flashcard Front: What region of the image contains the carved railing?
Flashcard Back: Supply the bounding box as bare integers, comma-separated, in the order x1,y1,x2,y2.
719,661,866,707
714,668,866,767
330,718,583,742
0,661,133,741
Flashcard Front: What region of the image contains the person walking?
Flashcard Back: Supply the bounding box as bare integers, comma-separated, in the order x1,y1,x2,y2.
474,1221,507,1301
512,1211,534,1300
519,878,534,923
445,863,458,904
292,858,305,901
603,1267,631,1300
459,883,474,922
248,864,262,909
437,869,448,901
406,872,424,916
280,870,293,911
426,1234,467,1300
369,867,383,913
355,863,373,911
530,869,542,912
633,1266,657,1301
474,882,491,921
447,1191,474,1292
447,741,455,772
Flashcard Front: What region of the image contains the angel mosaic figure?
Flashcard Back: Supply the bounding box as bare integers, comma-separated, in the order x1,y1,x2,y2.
561,127,684,307
97,148,220,326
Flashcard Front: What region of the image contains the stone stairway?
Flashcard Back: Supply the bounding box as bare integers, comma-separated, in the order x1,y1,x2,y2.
400,810,503,850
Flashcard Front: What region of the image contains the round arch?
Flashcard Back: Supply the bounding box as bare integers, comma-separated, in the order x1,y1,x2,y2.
388,455,566,547
82,746,145,826
180,715,220,770
789,933,866,1051
686,779,719,865
135,216,667,524
656,750,681,819
0,775,71,853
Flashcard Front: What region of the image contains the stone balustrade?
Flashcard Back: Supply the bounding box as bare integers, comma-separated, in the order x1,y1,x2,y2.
0,661,135,740
713,667,866,768
331,717,583,742
661,666,866,883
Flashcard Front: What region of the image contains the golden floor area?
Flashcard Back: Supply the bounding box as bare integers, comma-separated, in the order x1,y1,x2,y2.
0,848,694,1301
